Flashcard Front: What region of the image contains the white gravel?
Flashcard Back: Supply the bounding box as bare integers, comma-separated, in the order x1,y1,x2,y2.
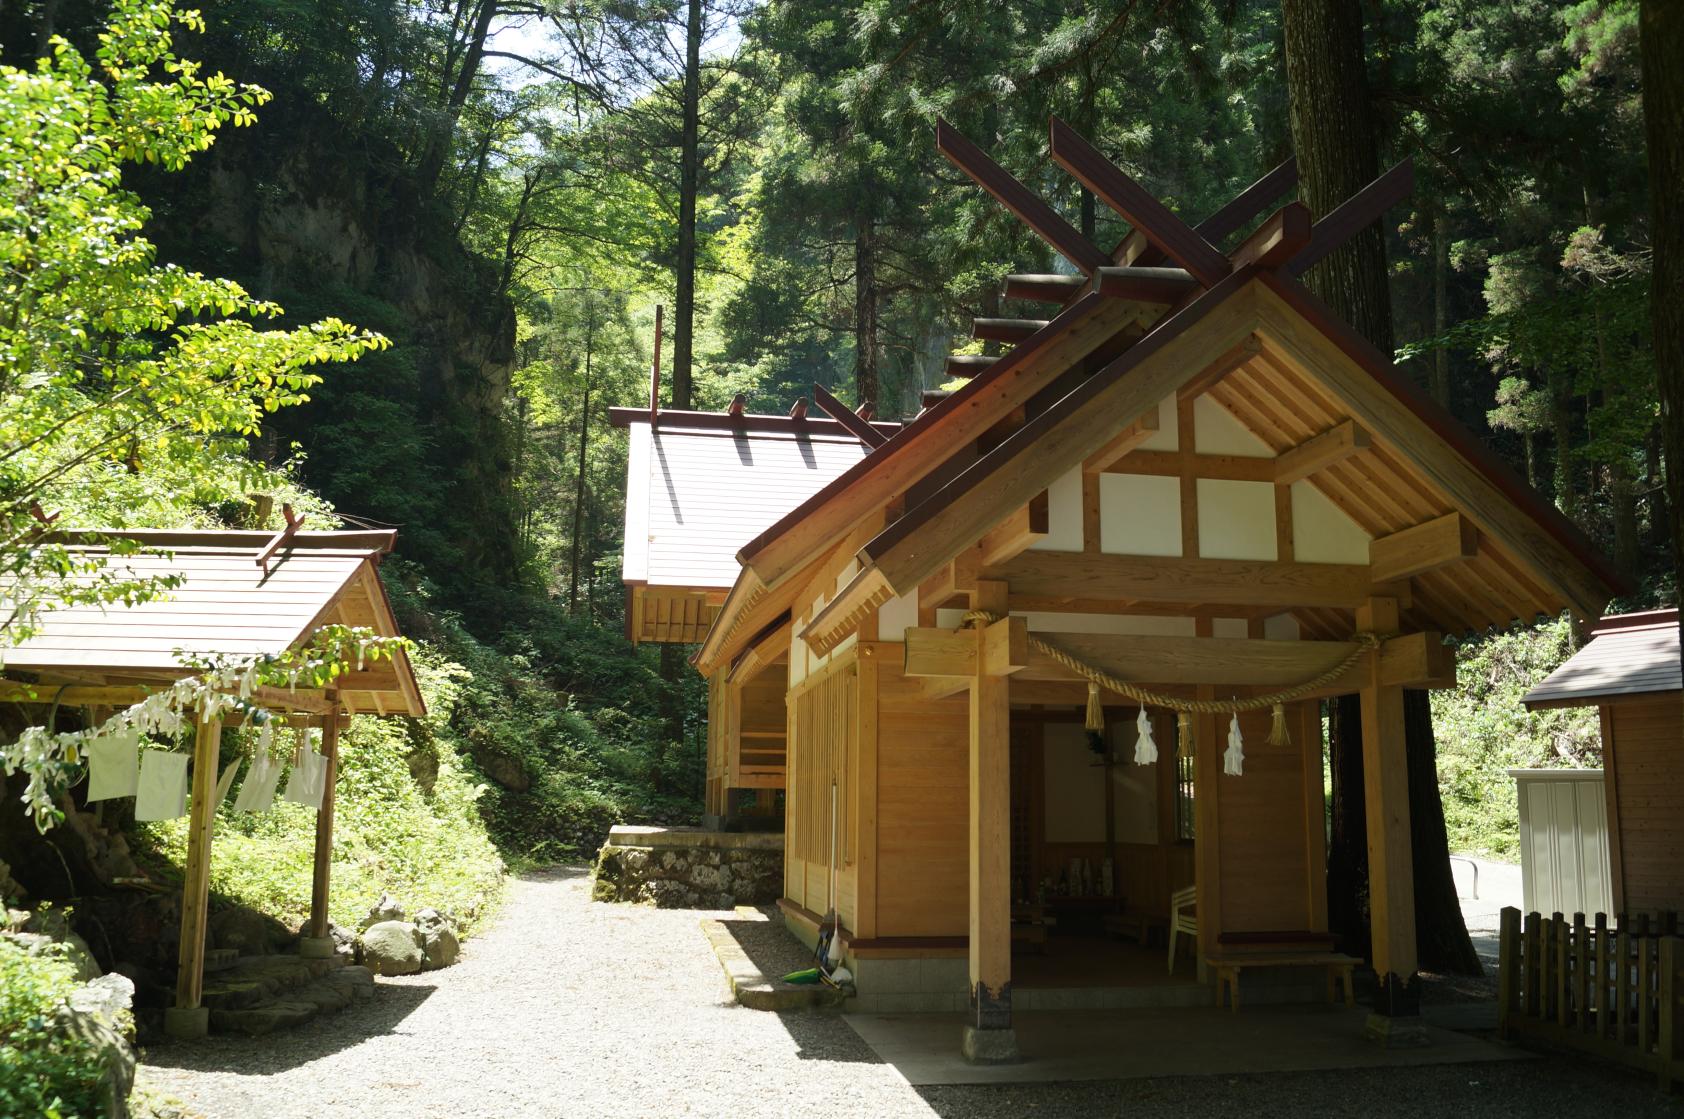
138,866,928,1119
138,865,1679,1119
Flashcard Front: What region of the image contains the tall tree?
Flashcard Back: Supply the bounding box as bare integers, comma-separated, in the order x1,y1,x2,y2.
1643,0,1684,628
1282,0,1480,977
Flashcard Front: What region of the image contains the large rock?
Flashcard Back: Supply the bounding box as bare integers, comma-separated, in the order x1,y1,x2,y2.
361,893,406,931
54,972,135,1119
414,908,460,971
358,920,423,976
209,907,295,957
4,906,101,982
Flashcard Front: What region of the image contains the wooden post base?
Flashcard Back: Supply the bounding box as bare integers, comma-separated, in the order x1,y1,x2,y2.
163,1006,209,1040
298,935,337,959
1363,1011,1430,1048
962,1024,1020,1063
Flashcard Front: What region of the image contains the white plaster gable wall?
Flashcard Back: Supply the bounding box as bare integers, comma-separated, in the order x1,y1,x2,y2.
1099,473,1181,556
1211,617,1250,639
877,591,917,642
1197,478,1277,561
1194,395,1274,457
1028,467,1085,552
1290,481,1372,564
1139,394,1179,451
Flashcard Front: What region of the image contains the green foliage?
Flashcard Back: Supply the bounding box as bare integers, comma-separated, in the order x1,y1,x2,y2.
0,936,109,1119
138,642,506,931
1431,618,1600,859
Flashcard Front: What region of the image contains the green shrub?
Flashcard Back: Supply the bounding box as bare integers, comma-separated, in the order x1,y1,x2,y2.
0,938,107,1119
1432,617,1600,859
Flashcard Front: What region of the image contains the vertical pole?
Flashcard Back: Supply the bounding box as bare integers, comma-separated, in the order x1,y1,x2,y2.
1356,596,1423,1043
166,711,222,1038
1498,906,1519,1038
308,706,341,944
963,580,1015,1063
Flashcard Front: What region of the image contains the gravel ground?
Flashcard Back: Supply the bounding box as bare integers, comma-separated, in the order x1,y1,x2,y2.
138,866,1683,1119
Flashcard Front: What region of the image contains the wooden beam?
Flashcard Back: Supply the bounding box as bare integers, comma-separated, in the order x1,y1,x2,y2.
1002,274,1087,303
1273,419,1371,484
1357,596,1420,1010
1227,202,1313,272
1095,266,1199,303
945,354,998,378
1048,116,1230,286
985,552,1407,611
309,706,341,941
981,616,1029,677
727,610,794,685
173,712,222,1025
1370,512,1479,583
788,398,809,419
918,548,980,612
862,272,1263,595
967,620,1014,1044
1176,335,1262,402
978,493,1049,566
1290,159,1414,278
812,383,887,449
1083,409,1161,474
801,566,892,656
0,684,155,705
727,394,746,417
973,317,1049,344
1097,448,1276,482
938,118,1108,274
1117,157,1298,266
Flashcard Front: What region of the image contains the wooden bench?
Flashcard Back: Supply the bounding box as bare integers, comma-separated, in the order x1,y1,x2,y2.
1102,910,1167,946
1206,951,1360,1011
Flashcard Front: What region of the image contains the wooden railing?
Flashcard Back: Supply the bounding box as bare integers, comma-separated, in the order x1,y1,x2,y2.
1498,906,1684,1089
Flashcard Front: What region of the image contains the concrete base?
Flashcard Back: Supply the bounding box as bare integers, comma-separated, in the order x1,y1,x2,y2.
163,1005,209,1040
961,1024,1020,1064
1364,1011,1431,1048
298,935,337,959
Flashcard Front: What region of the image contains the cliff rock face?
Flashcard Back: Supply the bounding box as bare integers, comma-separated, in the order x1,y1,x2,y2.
145,110,523,597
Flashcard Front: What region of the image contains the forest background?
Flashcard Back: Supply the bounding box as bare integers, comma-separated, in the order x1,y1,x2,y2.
0,0,1667,921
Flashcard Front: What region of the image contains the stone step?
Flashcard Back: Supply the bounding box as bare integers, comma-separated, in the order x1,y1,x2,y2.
208,966,375,1036
201,953,348,1011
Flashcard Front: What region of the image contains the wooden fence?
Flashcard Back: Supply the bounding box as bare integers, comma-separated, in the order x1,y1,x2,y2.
1498,906,1684,1089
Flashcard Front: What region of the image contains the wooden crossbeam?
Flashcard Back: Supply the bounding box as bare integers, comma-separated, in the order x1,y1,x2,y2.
904,627,1450,689
1098,448,1275,482
984,552,1409,610
945,354,999,377
1082,409,1162,474
1175,335,1262,402
1273,419,1371,484
919,548,981,611
1049,116,1230,286
937,119,1108,274
1002,274,1087,303
1370,512,1478,583
973,317,1049,344
812,383,887,448
1289,159,1415,277
1095,266,1200,303
1228,202,1313,271
1127,157,1299,264
978,493,1050,566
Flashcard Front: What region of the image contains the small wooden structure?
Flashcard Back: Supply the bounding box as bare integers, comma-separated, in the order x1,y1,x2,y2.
1509,768,1613,918
1523,609,1683,913
0,528,424,1038
611,401,899,819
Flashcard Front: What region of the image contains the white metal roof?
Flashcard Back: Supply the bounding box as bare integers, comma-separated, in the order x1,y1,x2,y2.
622,423,871,590
1522,610,1681,708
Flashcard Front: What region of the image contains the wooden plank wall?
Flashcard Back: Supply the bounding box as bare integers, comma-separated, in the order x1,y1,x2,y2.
875,659,971,936
1213,700,1326,933
1608,697,1684,912
784,659,857,921
735,669,789,788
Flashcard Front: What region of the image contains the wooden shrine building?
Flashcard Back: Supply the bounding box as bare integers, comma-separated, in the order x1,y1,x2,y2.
1523,610,1683,913
611,394,898,820
624,119,1625,1061
0,526,424,1038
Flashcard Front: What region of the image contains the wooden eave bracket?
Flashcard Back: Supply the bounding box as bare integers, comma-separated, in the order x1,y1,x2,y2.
979,492,1050,566
1370,512,1479,583
799,567,892,657
1083,409,1162,474
728,608,794,684
1274,419,1371,484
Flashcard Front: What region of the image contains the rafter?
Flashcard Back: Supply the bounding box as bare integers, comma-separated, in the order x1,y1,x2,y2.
812,383,887,449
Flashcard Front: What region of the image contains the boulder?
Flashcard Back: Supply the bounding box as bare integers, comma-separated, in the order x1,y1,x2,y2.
358,920,423,976
208,907,294,957
361,893,406,931
414,908,460,971
2,926,101,983
54,972,135,1119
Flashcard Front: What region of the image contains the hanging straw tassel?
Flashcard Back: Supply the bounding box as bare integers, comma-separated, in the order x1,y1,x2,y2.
1265,702,1291,747
1133,705,1157,765
1223,713,1245,776
1084,682,1105,732
1176,713,1193,758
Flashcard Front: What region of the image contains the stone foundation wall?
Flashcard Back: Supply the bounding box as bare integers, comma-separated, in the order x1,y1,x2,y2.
592,826,783,909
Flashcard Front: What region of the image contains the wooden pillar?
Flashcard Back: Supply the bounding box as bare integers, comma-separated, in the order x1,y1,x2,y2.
308,707,342,942
166,711,222,1038
1192,685,1222,966
964,580,1016,1062
1356,596,1423,1034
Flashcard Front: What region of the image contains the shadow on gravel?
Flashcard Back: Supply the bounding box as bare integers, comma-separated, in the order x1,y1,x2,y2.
516,864,591,883
779,1007,888,1065
138,982,437,1074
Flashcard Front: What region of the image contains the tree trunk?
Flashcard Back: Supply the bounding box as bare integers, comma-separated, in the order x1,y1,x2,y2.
1326,695,1370,959
1283,0,1479,976
1281,0,1392,354
569,307,594,613
415,0,497,196
854,212,879,407
1550,375,1577,518
670,0,703,411
1642,0,1684,633
1431,209,1451,409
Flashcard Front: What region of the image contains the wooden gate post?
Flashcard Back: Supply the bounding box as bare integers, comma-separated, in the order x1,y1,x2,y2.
302,703,341,957
1498,906,1520,1038
963,582,1018,1063
164,711,222,1039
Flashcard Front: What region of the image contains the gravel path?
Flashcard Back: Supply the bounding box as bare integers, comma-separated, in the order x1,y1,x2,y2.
139,867,1682,1119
